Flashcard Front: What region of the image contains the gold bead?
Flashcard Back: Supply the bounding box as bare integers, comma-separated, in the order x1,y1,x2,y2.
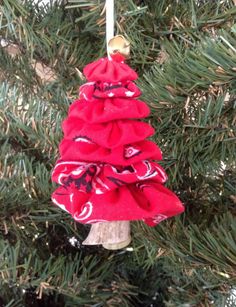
107,35,130,59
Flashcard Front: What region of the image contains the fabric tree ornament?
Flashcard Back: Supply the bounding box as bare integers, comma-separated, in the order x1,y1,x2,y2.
51,35,184,249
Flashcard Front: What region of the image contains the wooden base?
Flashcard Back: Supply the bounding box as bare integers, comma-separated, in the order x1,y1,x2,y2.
82,221,131,250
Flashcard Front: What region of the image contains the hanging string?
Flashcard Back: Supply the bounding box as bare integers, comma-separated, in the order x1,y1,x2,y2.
106,0,114,57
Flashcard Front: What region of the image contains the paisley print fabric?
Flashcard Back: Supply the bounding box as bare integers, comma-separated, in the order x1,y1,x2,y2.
51,56,184,226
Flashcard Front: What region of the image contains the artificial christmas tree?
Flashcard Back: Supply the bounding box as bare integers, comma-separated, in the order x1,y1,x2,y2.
0,0,235,306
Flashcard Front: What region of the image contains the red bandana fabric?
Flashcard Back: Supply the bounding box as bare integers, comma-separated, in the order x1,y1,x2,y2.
51,57,184,226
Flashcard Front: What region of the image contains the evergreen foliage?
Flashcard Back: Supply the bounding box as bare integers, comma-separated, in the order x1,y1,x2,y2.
0,0,235,306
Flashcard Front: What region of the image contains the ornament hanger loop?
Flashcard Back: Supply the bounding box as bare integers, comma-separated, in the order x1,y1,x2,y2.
106,0,130,59
106,0,114,56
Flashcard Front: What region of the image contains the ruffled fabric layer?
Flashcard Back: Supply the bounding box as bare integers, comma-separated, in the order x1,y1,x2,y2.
52,160,167,194
68,98,150,123
62,118,154,148
79,80,141,100
59,139,162,165
83,57,138,82
52,182,183,226
51,57,184,226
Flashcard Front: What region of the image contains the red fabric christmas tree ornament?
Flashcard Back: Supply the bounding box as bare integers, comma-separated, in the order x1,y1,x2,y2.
51,55,184,227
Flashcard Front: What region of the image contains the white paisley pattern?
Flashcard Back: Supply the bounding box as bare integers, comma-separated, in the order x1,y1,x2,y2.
73,201,93,221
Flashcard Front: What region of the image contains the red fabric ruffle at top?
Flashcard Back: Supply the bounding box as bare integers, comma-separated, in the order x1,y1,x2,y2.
51,57,184,226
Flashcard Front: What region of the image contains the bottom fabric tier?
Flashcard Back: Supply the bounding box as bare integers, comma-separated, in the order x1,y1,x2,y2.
52,160,184,226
